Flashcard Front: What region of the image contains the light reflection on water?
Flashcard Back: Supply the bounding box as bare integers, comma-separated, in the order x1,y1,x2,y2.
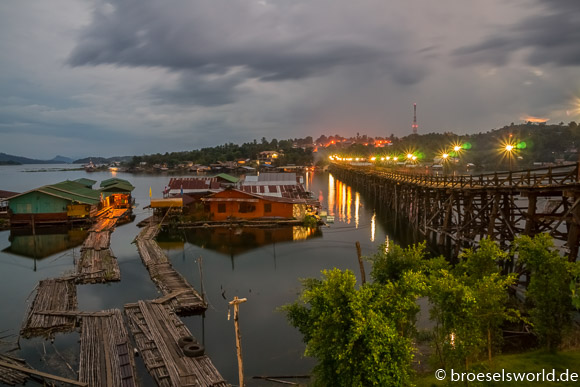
0,165,414,385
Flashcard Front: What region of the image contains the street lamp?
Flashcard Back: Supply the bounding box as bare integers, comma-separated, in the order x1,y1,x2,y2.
505,144,514,171
442,153,449,174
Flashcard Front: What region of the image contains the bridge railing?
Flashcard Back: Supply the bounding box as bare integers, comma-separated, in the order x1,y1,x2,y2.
333,162,579,189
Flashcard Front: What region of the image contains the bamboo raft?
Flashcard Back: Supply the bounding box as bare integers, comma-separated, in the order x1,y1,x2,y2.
21,278,78,338
75,208,128,284
135,223,207,314
78,309,137,387
0,355,30,386
125,301,228,387
76,249,121,284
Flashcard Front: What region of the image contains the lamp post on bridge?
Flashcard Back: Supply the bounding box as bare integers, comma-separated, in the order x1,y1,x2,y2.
505,144,514,171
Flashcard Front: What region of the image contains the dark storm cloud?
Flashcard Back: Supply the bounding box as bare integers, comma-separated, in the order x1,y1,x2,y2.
151,70,248,106
453,0,580,67
68,0,426,106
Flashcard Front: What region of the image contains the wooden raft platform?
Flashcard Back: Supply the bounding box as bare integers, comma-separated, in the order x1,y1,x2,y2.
0,355,30,386
125,301,229,387
135,222,207,314
21,278,77,338
75,209,129,284
79,309,137,387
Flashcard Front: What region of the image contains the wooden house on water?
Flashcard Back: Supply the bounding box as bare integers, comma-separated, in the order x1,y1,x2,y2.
8,178,134,227
99,177,135,209
0,190,19,218
201,188,316,221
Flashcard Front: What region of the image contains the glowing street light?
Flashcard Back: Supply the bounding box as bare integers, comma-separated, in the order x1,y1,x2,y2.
504,143,515,171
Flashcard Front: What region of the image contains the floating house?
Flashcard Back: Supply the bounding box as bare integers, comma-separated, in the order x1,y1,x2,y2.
8,178,134,227
99,178,135,208
0,190,19,218
201,188,315,221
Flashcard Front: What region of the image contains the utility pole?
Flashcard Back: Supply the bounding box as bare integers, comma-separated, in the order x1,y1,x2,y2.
229,296,248,387
355,241,366,284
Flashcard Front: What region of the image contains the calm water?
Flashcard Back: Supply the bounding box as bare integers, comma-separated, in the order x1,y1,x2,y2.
0,164,420,386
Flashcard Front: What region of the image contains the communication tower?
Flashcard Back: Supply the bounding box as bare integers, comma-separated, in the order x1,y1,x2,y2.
412,103,418,135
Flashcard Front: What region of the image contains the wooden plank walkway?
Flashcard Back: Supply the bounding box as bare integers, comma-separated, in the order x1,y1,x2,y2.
79,309,138,387
125,301,228,387
21,278,78,338
75,208,129,284
135,223,207,314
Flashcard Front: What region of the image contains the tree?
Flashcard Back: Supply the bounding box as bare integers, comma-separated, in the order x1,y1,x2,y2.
429,239,517,368
515,234,577,351
283,269,418,386
369,242,427,284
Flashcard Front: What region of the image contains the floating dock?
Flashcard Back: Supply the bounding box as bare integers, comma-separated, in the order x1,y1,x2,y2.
125,300,228,387
75,209,129,284
78,309,137,387
135,224,207,314
21,278,78,338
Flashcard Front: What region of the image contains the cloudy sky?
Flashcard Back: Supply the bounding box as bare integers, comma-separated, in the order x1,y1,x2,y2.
1,0,579,159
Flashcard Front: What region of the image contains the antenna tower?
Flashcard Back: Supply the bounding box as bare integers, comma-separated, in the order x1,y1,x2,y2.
412,103,418,135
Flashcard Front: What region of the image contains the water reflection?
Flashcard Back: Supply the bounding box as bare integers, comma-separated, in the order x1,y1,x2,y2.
157,226,322,258
371,212,376,242
3,226,88,260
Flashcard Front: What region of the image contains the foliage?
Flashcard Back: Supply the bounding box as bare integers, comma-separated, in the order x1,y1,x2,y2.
283,269,419,386
429,238,518,369
368,241,428,284
515,234,578,351
302,215,319,228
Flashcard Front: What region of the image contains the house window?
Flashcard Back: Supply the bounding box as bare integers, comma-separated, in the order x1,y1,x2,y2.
264,203,272,213
239,203,256,213
218,203,226,213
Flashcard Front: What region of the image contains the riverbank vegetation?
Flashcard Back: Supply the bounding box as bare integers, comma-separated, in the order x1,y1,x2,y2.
106,121,579,172
283,234,580,386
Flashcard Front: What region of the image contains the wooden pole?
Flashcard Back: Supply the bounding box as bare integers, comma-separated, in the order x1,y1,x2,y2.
355,241,366,284
229,296,248,387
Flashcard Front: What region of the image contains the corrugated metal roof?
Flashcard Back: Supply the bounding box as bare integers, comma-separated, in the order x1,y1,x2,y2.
41,181,101,204
100,178,134,189
99,182,135,192
9,180,102,205
214,173,240,183
0,190,19,199
73,178,97,187
168,177,221,190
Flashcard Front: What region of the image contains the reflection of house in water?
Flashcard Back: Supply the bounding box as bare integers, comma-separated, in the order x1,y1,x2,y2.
3,226,88,260
157,226,322,258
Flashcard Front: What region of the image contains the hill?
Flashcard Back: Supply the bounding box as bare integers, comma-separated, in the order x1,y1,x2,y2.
0,152,60,165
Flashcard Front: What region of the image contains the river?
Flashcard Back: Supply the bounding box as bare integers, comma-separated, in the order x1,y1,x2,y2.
0,164,422,386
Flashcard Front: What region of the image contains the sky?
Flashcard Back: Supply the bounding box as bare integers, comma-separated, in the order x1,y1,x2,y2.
1,0,580,159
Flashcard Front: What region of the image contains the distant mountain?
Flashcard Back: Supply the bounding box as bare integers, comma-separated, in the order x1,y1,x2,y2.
0,152,59,164
50,155,74,163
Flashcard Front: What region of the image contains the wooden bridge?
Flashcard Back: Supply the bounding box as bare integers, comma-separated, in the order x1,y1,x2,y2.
330,163,580,261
